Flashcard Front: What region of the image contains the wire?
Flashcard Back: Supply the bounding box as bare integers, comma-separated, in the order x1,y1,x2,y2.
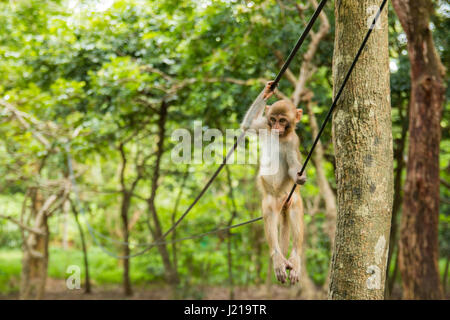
284,0,388,204
271,0,328,90
67,145,264,259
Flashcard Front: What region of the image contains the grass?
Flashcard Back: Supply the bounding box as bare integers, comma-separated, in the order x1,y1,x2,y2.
0,249,22,293
0,246,168,294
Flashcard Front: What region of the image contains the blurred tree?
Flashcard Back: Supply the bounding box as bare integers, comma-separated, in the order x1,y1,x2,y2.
392,0,445,300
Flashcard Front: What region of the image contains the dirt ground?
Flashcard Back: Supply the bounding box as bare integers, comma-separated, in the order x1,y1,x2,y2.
2,278,439,300
0,278,307,300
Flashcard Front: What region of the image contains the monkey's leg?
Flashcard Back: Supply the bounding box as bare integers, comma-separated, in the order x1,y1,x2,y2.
287,194,304,285
262,196,291,284
280,210,290,258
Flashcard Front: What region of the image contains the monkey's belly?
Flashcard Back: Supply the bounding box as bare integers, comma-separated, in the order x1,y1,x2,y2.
259,172,293,196
259,137,293,196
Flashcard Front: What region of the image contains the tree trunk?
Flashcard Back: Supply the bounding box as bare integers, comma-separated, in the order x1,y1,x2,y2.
62,199,69,250
146,101,179,286
171,166,190,272
299,247,322,299
385,106,408,298
305,98,337,247
148,201,179,285
71,199,92,294
328,0,393,300
20,189,49,300
304,98,336,292
388,249,399,297
121,192,133,296
391,0,445,300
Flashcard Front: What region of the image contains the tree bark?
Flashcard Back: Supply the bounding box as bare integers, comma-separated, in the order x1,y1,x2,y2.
388,249,399,298
305,99,336,292
62,200,69,250
70,199,92,294
171,166,190,273
146,101,179,286
305,97,337,246
391,0,445,300
120,191,133,296
328,0,393,300
20,189,49,300
385,105,408,298
118,143,133,296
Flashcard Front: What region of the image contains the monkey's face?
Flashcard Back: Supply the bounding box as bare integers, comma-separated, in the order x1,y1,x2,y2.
268,114,291,136
266,100,302,137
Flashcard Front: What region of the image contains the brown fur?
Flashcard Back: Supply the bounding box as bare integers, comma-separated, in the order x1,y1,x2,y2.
240,85,306,284
256,99,306,284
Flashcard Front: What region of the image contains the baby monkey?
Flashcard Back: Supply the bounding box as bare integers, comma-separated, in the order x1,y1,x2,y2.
241,81,306,284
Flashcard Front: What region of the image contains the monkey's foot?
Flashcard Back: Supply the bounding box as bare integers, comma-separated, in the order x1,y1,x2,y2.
287,255,301,285
272,252,292,284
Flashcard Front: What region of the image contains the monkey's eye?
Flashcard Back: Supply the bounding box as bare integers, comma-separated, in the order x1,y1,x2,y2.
270,117,277,123
279,118,286,124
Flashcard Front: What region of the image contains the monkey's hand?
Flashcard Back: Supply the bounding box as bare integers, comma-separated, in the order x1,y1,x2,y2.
272,251,293,284
296,172,307,185
263,81,275,100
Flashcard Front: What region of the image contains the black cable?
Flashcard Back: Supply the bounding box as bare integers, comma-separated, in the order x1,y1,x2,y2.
68,146,264,259
160,134,244,240
271,0,328,91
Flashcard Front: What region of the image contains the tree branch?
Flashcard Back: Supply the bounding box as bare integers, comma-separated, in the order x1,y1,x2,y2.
0,99,51,148
0,214,46,235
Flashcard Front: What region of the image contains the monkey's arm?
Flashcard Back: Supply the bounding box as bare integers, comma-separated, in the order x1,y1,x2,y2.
240,90,267,131
286,138,306,184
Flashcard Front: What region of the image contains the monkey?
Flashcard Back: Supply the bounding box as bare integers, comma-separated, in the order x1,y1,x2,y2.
241,81,306,284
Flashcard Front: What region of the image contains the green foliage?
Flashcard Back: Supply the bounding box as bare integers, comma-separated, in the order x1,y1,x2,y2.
0,0,448,297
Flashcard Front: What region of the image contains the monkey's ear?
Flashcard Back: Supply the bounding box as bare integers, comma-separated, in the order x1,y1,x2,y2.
265,105,270,114
296,109,303,123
